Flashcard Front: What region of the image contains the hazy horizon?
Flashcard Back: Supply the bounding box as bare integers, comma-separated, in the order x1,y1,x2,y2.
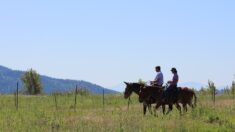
0,0,235,89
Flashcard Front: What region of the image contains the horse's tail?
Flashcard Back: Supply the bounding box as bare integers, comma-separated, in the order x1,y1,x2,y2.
193,91,197,108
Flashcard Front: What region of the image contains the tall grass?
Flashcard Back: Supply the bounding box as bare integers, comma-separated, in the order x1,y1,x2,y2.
0,93,234,131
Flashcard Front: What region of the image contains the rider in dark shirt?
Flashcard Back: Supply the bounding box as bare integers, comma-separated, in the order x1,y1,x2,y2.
168,68,179,88
164,68,179,102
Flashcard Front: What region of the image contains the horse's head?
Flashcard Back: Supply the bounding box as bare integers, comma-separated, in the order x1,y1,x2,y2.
124,82,133,99
139,86,148,103
124,82,142,99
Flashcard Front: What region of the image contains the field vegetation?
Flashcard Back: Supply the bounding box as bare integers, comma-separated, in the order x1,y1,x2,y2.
0,91,235,131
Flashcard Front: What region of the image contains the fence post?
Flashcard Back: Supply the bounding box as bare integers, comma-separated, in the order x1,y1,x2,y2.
232,81,235,100
103,88,105,109
214,87,216,104
74,85,78,112
128,97,131,110
14,92,16,108
15,82,19,110
208,80,216,105
53,93,58,110
212,83,215,105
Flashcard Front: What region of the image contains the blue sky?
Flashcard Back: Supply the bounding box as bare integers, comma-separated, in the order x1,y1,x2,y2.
0,0,234,89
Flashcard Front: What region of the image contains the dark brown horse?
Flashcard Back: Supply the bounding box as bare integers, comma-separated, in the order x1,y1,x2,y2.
155,87,197,113
139,86,197,114
139,86,182,115
177,87,197,112
124,82,156,115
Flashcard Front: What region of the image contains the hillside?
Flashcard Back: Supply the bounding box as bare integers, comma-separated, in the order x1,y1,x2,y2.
0,65,117,94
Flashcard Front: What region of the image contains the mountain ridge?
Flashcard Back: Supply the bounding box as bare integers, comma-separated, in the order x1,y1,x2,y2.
0,65,118,94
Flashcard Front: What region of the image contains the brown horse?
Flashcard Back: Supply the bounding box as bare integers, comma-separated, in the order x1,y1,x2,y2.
151,86,197,114
124,82,156,115
177,87,197,111
139,86,182,115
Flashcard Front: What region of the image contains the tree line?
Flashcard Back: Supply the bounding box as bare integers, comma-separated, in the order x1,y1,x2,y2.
199,80,235,101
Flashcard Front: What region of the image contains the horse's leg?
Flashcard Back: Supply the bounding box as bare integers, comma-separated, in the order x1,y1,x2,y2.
153,105,156,116
175,103,182,115
148,104,153,115
155,102,162,117
143,103,147,115
183,103,187,112
189,99,194,109
166,104,173,115
162,104,166,115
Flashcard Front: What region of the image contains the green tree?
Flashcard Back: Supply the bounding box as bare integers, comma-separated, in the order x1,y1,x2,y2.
21,69,43,95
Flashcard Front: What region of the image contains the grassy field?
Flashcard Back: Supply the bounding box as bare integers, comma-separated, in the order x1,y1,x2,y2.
0,93,235,132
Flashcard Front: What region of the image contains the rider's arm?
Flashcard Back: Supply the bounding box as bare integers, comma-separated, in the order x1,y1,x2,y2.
168,75,178,85
167,80,173,84
153,73,160,84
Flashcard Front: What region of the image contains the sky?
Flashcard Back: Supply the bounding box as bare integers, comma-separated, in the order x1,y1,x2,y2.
0,0,235,90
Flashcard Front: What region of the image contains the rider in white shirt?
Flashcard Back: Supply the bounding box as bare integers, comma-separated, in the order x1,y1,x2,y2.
151,66,164,87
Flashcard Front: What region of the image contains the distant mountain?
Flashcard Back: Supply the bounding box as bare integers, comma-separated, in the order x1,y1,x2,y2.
112,82,206,92
110,83,126,92
179,82,227,90
178,82,206,90
0,65,118,94
112,81,227,93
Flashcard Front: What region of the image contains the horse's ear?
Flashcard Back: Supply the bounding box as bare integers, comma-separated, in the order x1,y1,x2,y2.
124,82,129,85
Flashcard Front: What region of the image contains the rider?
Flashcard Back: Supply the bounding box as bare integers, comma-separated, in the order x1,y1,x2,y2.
150,66,164,87
164,67,179,102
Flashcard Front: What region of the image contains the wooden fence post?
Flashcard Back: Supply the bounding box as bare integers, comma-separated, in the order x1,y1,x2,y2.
103,88,105,109
208,80,216,105
213,87,216,104
74,85,78,112
14,92,16,108
128,97,131,110
53,93,58,110
212,83,216,105
15,82,19,110
232,81,235,100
